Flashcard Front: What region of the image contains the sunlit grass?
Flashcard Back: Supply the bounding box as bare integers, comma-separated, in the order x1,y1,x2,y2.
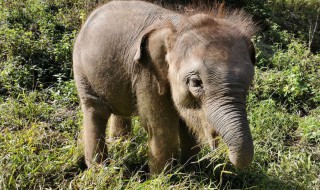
0,84,319,189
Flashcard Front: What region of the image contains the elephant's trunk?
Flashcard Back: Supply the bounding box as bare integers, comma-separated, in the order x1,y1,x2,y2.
205,100,254,169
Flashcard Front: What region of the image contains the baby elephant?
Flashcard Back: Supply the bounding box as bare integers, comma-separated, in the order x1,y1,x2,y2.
73,1,257,174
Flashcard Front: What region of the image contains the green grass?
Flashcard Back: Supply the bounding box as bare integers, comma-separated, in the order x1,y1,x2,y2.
0,82,319,189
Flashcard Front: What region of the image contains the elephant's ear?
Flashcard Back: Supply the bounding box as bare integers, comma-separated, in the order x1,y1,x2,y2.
248,41,256,65
134,26,175,95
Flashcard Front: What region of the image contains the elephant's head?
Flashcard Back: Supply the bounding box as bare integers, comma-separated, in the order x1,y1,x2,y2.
134,13,257,169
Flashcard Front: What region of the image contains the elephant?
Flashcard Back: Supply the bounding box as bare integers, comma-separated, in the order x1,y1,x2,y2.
73,0,257,174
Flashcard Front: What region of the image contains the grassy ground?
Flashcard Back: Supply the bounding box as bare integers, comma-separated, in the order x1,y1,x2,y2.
0,82,319,189
0,0,319,189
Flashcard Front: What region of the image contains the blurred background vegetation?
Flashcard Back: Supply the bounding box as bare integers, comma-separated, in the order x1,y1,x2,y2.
0,0,319,189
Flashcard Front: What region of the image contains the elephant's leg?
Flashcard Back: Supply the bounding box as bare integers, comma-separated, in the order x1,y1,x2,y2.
136,88,179,174
82,101,110,167
179,119,200,164
109,115,132,140
147,123,179,174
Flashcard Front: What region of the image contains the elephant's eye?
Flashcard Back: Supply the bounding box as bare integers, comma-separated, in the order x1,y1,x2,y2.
190,77,202,87
187,75,203,89
186,75,204,105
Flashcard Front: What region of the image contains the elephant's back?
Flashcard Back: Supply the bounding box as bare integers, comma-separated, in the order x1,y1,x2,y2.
73,0,180,83
73,1,177,116
74,1,176,72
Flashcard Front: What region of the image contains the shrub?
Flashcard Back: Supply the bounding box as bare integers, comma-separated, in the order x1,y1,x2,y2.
253,39,320,113
0,0,109,95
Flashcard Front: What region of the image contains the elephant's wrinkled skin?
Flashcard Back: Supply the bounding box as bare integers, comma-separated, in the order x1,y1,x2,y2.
73,1,257,174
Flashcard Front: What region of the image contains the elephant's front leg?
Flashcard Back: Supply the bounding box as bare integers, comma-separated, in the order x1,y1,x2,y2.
136,86,179,174
147,123,179,174
179,119,200,164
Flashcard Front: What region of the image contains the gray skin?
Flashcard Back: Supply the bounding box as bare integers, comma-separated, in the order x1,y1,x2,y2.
73,1,256,174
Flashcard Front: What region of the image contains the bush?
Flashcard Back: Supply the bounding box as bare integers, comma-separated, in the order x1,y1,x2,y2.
0,0,103,95
253,39,320,113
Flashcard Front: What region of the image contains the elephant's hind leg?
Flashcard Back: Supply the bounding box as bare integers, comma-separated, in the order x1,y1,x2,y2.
81,99,110,168
109,115,132,140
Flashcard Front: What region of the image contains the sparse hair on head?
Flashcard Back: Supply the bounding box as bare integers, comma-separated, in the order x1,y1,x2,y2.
149,0,259,39
184,2,258,39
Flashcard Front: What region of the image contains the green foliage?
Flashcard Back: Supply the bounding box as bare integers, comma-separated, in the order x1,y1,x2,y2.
0,0,90,94
0,0,319,189
237,0,320,52
246,95,320,189
254,39,320,112
268,0,320,52
0,80,80,132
